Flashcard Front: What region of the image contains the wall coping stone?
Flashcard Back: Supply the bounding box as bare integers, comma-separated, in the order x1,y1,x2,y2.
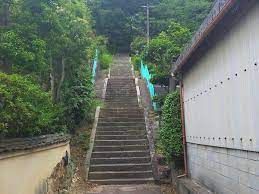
0,134,70,155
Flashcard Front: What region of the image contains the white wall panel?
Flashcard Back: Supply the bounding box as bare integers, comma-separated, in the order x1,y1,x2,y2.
183,3,259,151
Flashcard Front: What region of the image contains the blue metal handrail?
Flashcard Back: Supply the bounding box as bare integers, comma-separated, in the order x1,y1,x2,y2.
92,49,98,83
140,60,157,110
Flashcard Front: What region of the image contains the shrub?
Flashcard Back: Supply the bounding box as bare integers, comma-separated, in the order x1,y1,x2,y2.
99,52,113,69
0,73,65,138
131,55,141,71
159,90,182,161
61,65,95,132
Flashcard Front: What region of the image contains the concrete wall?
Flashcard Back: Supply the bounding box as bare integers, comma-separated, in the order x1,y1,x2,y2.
181,2,259,194
0,143,70,194
183,3,259,151
187,143,259,194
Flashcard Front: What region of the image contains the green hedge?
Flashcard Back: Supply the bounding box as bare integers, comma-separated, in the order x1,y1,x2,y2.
0,73,65,138
159,90,182,160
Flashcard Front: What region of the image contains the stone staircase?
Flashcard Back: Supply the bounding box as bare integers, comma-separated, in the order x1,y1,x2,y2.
88,55,154,184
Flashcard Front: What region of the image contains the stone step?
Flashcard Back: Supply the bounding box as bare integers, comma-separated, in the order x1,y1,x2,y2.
97,126,146,131
106,85,135,88
89,170,153,180
105,104,139,107
105,94,137,97
105,98,137,101
98,118,145,122
104,99,137,102
105,103,139,107
99,109,144,113
101,107,143,110
95,135,146,140
106,86,135,90
105,99,137,103
90,157,151,165
91,151,150,159
106,91,137,93
93,145,148,151
98,122,145,127
105,95,137,98
89,178,154,185
99,114,144,119
98,114,144,119
90,163,152,172
105,90,136,93
94,139,148,146
96,130,146,136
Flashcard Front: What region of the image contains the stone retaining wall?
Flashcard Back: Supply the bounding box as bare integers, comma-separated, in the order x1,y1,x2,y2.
187,143,259,194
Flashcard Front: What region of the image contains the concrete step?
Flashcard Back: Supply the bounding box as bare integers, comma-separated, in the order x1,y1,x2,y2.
91,150,150,158
90,156,151,165
98,115,145,119
99,111,144,115
89,170,153,180
95,135,146,140
105,102,138,105
105,94,137,97
98,118,145,122
105,103,139,107
90,163,152,172
100,108,143,111
97,126,146,131
104,98,137,101
94,139,148,146
93,145,148,152
98,122,145,127
89,178,154,185
96,130,146,136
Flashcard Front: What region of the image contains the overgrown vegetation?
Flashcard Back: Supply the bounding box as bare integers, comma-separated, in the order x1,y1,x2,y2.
0,0,106,137
159,90,182,161
0,73,65,137
99,52,113,70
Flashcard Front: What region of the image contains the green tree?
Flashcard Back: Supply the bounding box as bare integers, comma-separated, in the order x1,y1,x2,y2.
144,22,191,74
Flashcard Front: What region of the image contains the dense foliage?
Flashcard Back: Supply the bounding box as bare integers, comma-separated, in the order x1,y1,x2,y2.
159,90,182,160
0,0,104,137
89,0,212,51
144,22,191,74
0,73,64,138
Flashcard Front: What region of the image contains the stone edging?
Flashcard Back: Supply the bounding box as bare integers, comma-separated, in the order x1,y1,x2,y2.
85,67,109,180
85,106,100,181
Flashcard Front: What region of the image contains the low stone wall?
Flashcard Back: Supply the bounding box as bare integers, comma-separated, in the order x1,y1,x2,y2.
187,143,259,194
0,134,70,194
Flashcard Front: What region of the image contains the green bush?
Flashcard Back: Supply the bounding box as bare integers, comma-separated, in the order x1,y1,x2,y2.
0,73,65,138
131,55,141,71
159,90,182,161
61,65,95,132
99,53,113,69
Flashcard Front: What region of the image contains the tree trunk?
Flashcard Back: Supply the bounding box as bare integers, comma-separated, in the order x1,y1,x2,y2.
56,56,65,102
50,56,56,102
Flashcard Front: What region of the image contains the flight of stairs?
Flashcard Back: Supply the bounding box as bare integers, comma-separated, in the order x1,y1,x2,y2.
88,55,153,184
